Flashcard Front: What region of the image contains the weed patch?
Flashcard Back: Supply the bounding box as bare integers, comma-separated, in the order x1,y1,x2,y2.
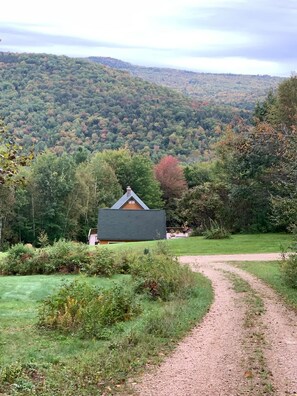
280,253,297,289
130,253,196,300
38,279,140,338
203,220,231,239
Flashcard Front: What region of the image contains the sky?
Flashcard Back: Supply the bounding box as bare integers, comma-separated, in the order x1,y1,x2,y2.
1,0,297,76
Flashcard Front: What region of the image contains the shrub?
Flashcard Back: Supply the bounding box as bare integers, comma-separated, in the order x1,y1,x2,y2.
203,221,231,239
1,240,90,275
38,280,140,338
113,250,138,274
281,253,297,288
30,250,55,274
44,240,90,273
0,244,36,275
37,231,49,248
38,280,95,331
154,240,171,255
81,284,141,338
84,248,116,276
130,252,196,301
190,226,204,237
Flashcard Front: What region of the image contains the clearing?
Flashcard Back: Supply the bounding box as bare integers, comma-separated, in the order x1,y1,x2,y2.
135,253,297,396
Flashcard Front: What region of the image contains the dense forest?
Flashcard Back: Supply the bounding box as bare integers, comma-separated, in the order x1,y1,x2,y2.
0,51,296,248
0,52,241,161
89,57,282,110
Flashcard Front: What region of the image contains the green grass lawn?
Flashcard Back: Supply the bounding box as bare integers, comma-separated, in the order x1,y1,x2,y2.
0,274,128,365
0,273,213,395
236,261,297,311
105,233,293,256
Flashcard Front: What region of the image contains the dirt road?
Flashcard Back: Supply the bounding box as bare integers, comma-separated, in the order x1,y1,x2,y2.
134,254,297,396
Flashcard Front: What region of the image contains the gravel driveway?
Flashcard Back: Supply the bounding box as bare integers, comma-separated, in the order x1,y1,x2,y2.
134,253,297,396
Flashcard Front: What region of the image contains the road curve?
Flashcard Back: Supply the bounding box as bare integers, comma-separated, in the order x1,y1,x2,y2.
134,254,297,396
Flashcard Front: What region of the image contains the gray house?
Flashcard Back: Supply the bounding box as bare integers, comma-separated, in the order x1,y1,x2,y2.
96,187,166,244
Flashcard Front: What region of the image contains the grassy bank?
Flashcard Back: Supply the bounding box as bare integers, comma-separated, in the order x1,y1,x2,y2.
106,233,292,256
236,261,297,311
0,272,213,395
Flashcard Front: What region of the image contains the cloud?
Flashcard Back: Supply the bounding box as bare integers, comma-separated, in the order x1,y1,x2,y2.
1,25,131,49
177,1,297,34
1,0,296,75
175,34,297,62
169,0,297,62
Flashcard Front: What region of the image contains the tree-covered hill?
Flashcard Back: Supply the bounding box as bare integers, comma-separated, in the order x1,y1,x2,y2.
88,57,283,111
0,52,238,160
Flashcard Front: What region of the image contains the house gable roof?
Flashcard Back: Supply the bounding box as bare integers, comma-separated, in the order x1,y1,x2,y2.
98,209,166,241
111,186,149,210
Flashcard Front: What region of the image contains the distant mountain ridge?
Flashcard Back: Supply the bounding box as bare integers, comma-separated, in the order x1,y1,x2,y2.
88,57,135,71
88,57,283,110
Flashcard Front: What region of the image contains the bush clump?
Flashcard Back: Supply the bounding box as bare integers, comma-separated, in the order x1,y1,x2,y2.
113,249,139,274
0,240,90,275
43,240,90,273
38,279,141,338
130,252,196,301
84,248,116,276
203,221,231,239
281,253,297,288
1,242,138,277
0,244,36,275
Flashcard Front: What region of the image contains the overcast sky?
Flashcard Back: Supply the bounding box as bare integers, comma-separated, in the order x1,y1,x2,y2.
1,0,296,76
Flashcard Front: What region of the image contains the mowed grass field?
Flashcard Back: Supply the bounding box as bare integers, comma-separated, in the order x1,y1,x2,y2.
105,233,293,256
0,274,128,365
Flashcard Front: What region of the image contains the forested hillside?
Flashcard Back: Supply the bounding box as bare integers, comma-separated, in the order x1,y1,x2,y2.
89,57,282,110
0,52,238,160
1,73,297,247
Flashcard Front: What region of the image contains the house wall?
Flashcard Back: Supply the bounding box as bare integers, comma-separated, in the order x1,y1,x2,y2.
121,201,143,210
98,208,166,242
98,201,145,244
